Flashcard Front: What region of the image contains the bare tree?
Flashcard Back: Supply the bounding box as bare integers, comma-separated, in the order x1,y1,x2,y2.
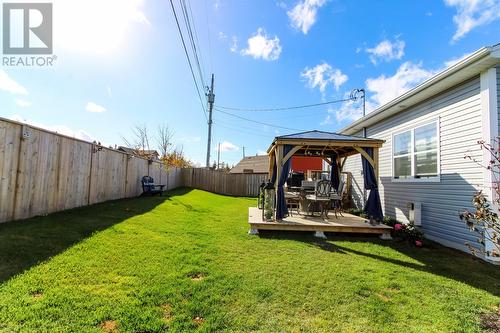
156,125,174,158
122,123,150,152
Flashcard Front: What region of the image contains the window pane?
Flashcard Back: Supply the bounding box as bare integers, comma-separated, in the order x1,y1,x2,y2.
415,151,437,177
394,156,411,178
415,123,437,152
394,131,411,155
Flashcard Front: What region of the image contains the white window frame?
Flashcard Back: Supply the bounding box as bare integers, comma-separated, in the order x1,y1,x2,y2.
391,119,441,183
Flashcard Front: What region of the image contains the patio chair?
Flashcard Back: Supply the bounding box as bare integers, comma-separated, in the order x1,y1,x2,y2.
141,176,165,196
305,180,332,219
330,180,345,218
285,190,301,216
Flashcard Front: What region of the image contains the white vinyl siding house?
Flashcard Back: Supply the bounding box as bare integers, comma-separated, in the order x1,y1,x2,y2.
344,77,483,251
497,66,500,134
341,45,500,258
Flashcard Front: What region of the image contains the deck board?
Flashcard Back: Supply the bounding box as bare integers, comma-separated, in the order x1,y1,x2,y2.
248,207,392,234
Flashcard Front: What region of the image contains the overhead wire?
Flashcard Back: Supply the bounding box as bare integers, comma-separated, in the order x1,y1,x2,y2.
214,118,291,136
215,96,357,112
168,0,208,121
180,0,206,87
214,107,305,132
203,0,214,73
214,123,276,138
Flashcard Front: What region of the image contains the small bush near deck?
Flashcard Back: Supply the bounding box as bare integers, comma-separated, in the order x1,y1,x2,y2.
0,189,498,332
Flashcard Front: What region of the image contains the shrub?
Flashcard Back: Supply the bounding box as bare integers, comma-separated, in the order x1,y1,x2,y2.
345,208,366,218
393,222,424,245
460,139,500,258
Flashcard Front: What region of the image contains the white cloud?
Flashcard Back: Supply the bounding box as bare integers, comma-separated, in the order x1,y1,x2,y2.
15,99,31,108
106,86,112,98
287,0,327,34
365,38,405,64
179,135,201,143
219,141,239,152
320,95,364,125
301,63,348,93
320,114,333,125
218,31,228,40
334,53,476,124
444,0,500,42
241,28,282,61
219,32,239,53
86,102,107,113
366,61,435,108
8,115,94,142
230,36,238,53
443,51,473,68
0,70,28,95
276,1,288,9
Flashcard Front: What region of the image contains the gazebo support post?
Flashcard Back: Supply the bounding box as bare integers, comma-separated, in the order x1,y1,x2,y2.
274,145,283,221
379,232,392,240
314,231,327,239
340,157,347,172
248,228,259,235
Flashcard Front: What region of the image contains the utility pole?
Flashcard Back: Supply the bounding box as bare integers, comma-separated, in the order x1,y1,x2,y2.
351,88,366,137
206,74,215,168
361,89,366,138
242,147,245,158
217,142,221,170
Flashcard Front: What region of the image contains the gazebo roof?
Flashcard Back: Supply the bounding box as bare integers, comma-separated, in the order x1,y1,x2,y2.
268,130,384,157
276,130,378,142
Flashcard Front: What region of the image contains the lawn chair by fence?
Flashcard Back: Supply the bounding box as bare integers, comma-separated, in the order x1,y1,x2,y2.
141,176,165,196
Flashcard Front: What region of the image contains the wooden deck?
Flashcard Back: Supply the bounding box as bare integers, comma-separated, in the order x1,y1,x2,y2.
248,207,392,238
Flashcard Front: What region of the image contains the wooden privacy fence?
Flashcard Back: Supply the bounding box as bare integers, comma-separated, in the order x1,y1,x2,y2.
182,168,268,197
0,117,182,223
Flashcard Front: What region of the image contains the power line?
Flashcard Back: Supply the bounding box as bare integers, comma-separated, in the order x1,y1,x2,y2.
214,122,279,138
168,0,208,121
180,0,206,87
215,96,357,112
214,107,305,132
215,118,294,134
203,0,214,73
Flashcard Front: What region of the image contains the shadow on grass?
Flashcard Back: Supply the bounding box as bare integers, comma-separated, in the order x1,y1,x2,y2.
0,187,193,284
257,230,500,297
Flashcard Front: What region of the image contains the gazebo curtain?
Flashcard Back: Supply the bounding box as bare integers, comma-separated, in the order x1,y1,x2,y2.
361,147,383,221
330,152,340,192
276,145,293,220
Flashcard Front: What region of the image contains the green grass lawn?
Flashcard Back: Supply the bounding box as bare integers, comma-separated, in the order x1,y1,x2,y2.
0,188,499,332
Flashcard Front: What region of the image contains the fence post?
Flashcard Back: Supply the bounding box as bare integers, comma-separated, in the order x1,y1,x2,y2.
87,143,95,205
10,125,24,221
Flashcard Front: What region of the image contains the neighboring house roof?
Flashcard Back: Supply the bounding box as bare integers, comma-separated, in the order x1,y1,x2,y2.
142,150,160,156
118,146,159,159
117,146,136,154
230,155,269,174
341,44,500,135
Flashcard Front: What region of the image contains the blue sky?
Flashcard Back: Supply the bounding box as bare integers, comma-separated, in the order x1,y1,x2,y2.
1,0,499,166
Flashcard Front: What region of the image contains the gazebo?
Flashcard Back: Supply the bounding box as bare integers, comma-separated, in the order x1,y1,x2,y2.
248,130,391,239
